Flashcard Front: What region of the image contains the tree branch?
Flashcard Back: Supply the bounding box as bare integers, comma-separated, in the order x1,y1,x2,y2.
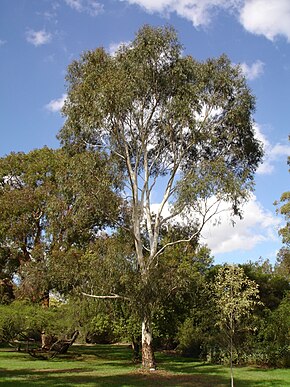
152,197,228,263
82,292,130,301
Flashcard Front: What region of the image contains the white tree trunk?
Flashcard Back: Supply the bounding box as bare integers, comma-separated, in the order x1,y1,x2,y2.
141,315,156,369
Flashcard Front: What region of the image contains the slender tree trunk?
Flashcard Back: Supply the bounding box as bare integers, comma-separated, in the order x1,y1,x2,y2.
230,290,234,387
131,338,140,362
141,315,156,370
40,290,50,349
132,194,157,369
230,334,234,387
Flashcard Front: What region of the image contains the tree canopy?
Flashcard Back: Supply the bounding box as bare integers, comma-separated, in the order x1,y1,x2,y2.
0,147,121,303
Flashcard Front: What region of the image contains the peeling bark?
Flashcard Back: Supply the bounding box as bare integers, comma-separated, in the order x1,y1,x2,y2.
141,316,156,369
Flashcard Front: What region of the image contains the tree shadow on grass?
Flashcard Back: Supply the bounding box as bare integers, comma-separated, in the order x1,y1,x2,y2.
159,360,224,375
1,368,287,387
72,344,132,360
1,346,288,386
0,368,229,386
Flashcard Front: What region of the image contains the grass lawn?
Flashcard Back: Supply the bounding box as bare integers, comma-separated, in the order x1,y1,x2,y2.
0,344,289,386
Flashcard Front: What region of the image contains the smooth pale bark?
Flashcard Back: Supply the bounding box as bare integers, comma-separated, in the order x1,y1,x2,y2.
141,315,156,369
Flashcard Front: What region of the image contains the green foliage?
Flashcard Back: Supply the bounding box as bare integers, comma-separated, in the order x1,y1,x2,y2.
113,314,141,344
0,278,14,304
0,301,70,343
87,313,117,344
60,25,263,227
275,147,290,279
0,147,122,303
278,191,290,244
212,265,260,387
242,261,290,312
176,317,204,357
256,292,290,367
151,241,213,350
213,265,260,334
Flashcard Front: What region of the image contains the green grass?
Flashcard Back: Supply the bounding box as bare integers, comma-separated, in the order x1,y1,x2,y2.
0,344,289,386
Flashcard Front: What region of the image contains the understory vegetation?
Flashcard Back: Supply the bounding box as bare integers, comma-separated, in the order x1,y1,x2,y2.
0,257,289,369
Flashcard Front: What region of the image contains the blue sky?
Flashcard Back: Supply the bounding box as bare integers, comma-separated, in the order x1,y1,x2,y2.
0,0,289,265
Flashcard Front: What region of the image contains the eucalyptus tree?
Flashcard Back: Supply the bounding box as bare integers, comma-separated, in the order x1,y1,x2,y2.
59,25,263,368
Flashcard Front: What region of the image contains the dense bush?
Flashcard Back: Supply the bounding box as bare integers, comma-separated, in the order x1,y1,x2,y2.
0,301,74,344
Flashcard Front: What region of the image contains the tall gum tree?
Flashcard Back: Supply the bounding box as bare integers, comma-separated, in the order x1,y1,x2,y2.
59,25,263,368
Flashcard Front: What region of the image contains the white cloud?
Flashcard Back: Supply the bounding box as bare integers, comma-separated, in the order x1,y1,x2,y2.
122,0,235,27
254,124,290,175
202,195,280,254
45,94,67,113
240,0,290,42
240,60,264,80
26,29,52,46
64,0,104,16
270,143,290,158
151,194,280,255
0,39,7,46
121,0,290,42
65,0,85,11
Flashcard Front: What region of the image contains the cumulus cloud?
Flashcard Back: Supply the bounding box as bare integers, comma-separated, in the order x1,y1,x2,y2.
65,0,104,16
121,0,290,42
122,0,234,27
0,39,7,46
202,195,280,254
151,194,280,255
254,124,290,175
26,29,52,46
240,0,290,42
45,94,67,113
240,60,264,80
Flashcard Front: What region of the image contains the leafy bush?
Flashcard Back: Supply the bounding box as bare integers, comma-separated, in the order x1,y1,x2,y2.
86,313,117,344
0,301,73,344
176,318,203,357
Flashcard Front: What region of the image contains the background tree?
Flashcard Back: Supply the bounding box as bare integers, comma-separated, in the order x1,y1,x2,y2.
59,25,263,368
0,147,121,305
261,292,290,367
275,149,290,279
242,259,290,367
213,265,260,387
151,227,213,353
242,261,289,312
